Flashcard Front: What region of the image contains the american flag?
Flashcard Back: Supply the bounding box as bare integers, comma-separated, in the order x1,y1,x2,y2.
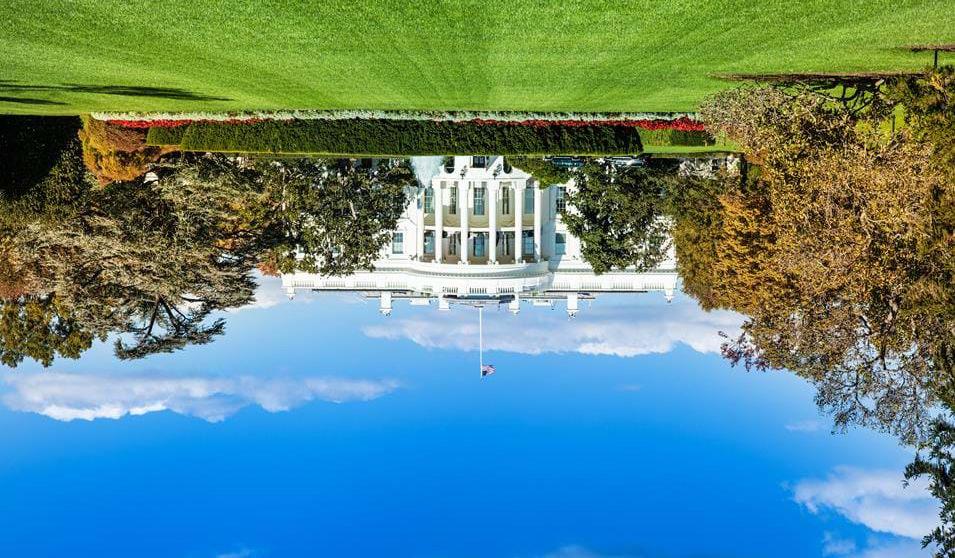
481,364,496,378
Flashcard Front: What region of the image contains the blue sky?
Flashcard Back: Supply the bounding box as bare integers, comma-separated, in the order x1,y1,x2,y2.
0,278,936,557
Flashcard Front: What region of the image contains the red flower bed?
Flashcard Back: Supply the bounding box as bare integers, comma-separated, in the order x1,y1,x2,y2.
108,118,263,128
107,115,705,131
465,116,705,131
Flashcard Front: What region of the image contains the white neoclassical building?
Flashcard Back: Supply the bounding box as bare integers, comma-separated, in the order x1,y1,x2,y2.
282,156,678,316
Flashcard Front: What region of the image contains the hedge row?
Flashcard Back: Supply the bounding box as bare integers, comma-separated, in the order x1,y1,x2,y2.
146,125,187,146
160,119,643,155
638,129,716,147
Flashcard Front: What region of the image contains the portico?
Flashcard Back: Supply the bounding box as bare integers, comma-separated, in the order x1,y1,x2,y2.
418,156,541,265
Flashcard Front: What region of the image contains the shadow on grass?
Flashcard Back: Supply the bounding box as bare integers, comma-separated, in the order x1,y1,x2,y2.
0,95,66,106
0,81,230,101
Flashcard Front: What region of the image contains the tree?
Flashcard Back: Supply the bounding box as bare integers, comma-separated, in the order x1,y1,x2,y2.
560,162,671,274
19,155,261,361
696,69,954,444
0,294,93,368
507,156,572,187
905,415,955,557
77,117,173,185
262,159,414,276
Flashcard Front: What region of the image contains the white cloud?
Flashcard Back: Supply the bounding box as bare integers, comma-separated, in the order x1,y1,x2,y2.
793,467,938,540
540,546,635,558
850,538,932,558
363,298,742,358
823,532,857,556
2,373,399,423
786,419,823,433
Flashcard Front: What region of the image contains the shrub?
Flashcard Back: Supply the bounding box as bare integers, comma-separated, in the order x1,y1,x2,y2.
79,118,171,185
175,119,642,155
639,129,716,147
146,125,188,146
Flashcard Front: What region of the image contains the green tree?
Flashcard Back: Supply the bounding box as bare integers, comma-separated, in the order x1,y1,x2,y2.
905,415,955,557
560,162,670,274
262,159,414,276
0,295,93,368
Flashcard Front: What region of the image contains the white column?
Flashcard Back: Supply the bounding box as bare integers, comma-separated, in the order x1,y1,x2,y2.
459,181,469,264
416,188,425,261
513,183,524,263
533,185,543,262
488,183,498,263
435,183,444,263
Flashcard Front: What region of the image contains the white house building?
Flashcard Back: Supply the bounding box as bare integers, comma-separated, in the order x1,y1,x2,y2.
282,155,678,317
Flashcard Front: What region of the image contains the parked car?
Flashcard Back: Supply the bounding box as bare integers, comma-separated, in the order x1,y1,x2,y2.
605,156,646,167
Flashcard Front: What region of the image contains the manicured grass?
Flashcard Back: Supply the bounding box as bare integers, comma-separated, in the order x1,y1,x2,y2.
1,1,952,115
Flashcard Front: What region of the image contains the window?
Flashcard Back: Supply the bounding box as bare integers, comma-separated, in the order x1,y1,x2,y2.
472,156,487,168
474,233,486,257
449,233,458,255
523,187,534,214
503,232,513,256
449,185,457,214
555,233,566,255
391,233,404,254
474,187,486,216
556,186,567,213
424,187,434,213
424,231,434,255
501,185,511,214
523,231,534,256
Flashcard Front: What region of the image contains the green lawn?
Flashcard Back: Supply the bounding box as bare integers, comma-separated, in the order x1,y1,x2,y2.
0,1,952,115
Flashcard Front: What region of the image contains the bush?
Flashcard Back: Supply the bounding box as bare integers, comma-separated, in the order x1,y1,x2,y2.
146,125,188,146
639,129,715,147
79,118,170,185
175,119,642,155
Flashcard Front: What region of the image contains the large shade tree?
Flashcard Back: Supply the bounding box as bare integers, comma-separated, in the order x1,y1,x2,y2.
16,155,263,361
690,68,955,445
560,162,671,274
260,159,415,276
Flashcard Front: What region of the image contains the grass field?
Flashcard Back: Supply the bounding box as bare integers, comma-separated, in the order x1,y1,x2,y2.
0,1,952,115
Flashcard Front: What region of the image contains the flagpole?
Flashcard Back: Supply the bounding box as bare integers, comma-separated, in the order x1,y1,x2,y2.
479,305,483,378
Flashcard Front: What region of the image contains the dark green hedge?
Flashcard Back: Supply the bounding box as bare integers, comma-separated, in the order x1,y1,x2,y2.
146,125,187,146
638,128,715,147
174,119,642,155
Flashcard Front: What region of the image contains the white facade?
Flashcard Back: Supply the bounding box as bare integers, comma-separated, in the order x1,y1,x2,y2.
282,156,678,316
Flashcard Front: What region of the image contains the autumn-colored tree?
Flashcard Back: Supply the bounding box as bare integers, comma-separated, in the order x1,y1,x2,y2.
78,117,174,185
695,69,954,444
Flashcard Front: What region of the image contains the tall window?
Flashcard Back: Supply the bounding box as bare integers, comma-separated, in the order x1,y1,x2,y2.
503,232,512,256
449,233,458,255
556,186,567,213
424,187,434,213
449,185,457,215
474,187,486,216
555,233,566,255
523,187,534,214
474,233,486,257
391,232,404,254
523,231,534,256
424,231,434,255
501,185,511,214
